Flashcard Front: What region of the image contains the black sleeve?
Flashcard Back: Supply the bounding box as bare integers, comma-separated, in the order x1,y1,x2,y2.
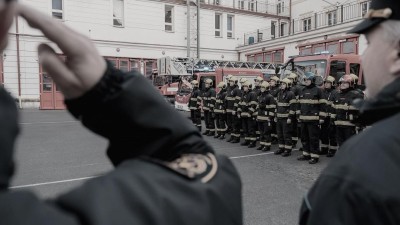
299,175,400,225
66,61,213,166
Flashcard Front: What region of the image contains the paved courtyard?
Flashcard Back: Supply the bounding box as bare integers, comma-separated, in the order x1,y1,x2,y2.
12,109,330,225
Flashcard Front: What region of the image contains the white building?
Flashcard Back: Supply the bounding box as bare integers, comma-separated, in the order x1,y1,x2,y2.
1,0,289,109
1,0,370,109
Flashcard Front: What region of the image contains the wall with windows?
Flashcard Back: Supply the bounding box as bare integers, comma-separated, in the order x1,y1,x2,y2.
2,0,277,108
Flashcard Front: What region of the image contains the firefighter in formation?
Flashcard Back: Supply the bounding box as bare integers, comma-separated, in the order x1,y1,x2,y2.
196,73,362,164
188,80,202,131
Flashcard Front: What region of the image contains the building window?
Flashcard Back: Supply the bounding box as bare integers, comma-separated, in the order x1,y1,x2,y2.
248,0,255,11
271,21,276,39
303,17,312,31
227,15,234,38
280,22,287,37
342,41,356,54
256,54,263,62
361,1,370,17
327,11,337,26
277,0,284,14
52,0,64,19
165,5,174,32
113,0,124,27
238,0,245,10
212,0,220,5
215,13,222,37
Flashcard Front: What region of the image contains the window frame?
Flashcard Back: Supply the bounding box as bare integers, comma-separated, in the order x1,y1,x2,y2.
248,0,255,12
361,1,370,17
238,0,245,10
165,5,175,32
303,17,312,31
51,0,64,20
280,22,287,37
113,0,125,27
227,15,235,38
277,0,284,14
215,13,223,37
327,11,337,26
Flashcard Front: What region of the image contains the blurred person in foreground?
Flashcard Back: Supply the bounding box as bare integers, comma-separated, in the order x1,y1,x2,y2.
299,0,400,224
0,2,242,224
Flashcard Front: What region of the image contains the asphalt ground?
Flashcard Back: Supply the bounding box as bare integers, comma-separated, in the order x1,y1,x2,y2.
11,109,330,225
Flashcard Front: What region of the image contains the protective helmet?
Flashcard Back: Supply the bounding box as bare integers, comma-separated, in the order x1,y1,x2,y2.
270,76,280,82
230,76,238,83
255,77,264,82
226,74,233,80
288,73,298,80
324,76,336,86
339,75,355,87
217,81,226,89
191,80,199,86
242,80,251,87
205,78,213,85
349,74,359,84
281,78,292,87
260,81,270,89
240,78,248,84
304,72,316,84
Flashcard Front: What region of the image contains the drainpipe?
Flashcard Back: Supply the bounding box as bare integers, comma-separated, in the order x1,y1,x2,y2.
187,0,191,58
16,15,22,108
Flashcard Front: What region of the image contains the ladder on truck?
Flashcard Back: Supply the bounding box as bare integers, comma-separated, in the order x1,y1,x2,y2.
157,56,282,76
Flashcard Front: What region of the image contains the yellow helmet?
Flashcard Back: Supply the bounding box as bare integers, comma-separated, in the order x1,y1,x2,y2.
226,74,233,80
270,76,280,82
288,73,298,80
242,80,251,87
260,81,270,88
205,78,213,85
281,78,292,86
349,74,359,83
255,77,264,82
240,78,248,84
191,80,199,86
325,76,336,84
217,81,226,88
230,76,238,82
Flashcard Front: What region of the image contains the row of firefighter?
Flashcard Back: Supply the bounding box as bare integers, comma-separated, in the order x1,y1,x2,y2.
188,73,365,165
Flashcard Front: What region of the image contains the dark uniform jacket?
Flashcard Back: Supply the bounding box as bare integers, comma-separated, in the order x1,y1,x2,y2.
0,62,242,225
253,86,261,97
298,84,325,122
291,83,305,117
202,87,216,111
214,89,227,114
238,90,258,118
256,91,276,122
189,87,202,111
226,85,241,114
320,88,338,119
276,89,296,120
270,86,280,100
331,88,362,127
299,78,400,225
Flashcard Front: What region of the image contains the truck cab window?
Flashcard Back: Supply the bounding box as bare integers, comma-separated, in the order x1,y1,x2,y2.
330,60,346,82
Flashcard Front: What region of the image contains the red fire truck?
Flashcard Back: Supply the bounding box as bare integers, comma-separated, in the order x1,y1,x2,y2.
279,52,364,88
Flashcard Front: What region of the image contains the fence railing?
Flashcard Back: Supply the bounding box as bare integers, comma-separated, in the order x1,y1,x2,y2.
201,0,290,16
242,0,370,46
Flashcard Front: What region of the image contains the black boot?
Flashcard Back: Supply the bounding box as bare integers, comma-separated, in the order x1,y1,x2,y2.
202,130,209,135
320,148,328,155
309,158,319,164
226,136,233,142
257,145,264,150
274,148,285,155
282,150,292,157
261,146,271,152
248,142,256,148
231,137,240,144
241,140,250,146
326,150,336,158
297,154,311,161
219,134,225,140
214,133,221,139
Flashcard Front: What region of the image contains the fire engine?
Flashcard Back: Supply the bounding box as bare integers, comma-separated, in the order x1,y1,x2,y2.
165,57,281,111
279,52,364,88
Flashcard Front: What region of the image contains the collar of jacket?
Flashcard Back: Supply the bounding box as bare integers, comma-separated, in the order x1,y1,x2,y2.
356,78,400,126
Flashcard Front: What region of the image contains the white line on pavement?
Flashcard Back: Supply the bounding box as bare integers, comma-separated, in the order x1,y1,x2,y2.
10,150,299,189
20,121,78,125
